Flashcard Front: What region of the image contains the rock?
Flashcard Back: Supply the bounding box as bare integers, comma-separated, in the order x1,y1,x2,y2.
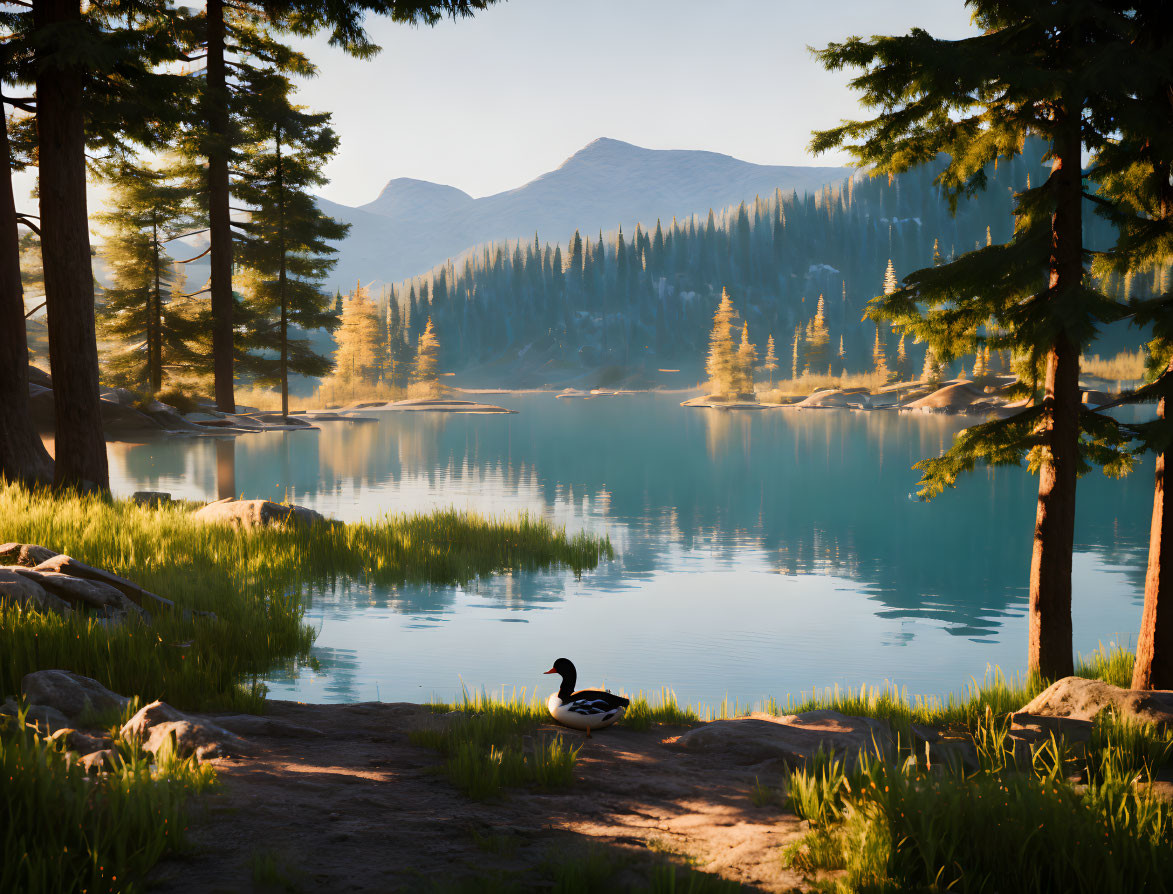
100,387,140,407
28,364,52,389
903,381,989,414
669,709,893,767
50,728,115,754
131,491,172,506
0,568,72,615
120,700,188,741
79,750,119,773
1010,712,1093,744
142,719,247,761
210,714,324,738
1019,676,1173,726
31,554,174,613
22,670,130,721
22,704,73,734
0,543,61,567
12,567,125,610
191,497,326,529
923,738,980,772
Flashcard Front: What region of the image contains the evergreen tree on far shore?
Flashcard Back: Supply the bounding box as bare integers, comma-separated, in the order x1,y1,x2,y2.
736,323,758,395
412,316,441,395
705,289,737,395
763,335,778,387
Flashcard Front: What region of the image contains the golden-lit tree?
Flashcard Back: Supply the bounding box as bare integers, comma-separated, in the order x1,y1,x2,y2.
334,283,382,388
804,293,830,374
736,323,758,395
762,334,778,387
411,316,441,394
705,288,738,396
872,326,889,381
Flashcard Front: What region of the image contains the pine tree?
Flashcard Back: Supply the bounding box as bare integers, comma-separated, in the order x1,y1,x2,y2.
883,258,898,296
791,326,802,380
411,316,441,395
232,67,348,418
705,288,738,397
736,323,758,396
896,333,908,381
804,293,830,374
763,334,778,387
872,327,889,381
1087,0,1173,689
334,285,382,391
96,161,194,393
812,0,1137,677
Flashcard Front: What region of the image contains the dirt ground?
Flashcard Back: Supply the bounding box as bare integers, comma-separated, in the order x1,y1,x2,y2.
149,700,811,893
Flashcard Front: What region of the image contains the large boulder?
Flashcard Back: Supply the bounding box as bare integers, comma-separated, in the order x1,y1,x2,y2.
142,720,245,760
22,670,130,721
31,554,174,613
669,709,893,767
192,497,325,529
50,727,115,754
0,568,71,616
1019,676,1173,726
121,700,246,760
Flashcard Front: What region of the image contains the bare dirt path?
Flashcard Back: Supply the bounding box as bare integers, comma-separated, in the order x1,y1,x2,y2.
149,701,810,893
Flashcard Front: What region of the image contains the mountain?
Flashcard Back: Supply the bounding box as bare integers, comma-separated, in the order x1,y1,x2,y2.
316,138,850,290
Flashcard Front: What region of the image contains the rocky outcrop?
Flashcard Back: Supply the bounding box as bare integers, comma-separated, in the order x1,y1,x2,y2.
2,699,73,734
22,669,130,721
668,709,893,767
192,497,326,529
50,727,115,754
211,714,324,738
30,554,175,614
11,567,142,618
122,699,248,760
1019,676,1173,726
0,568,72,615
1,542,60,566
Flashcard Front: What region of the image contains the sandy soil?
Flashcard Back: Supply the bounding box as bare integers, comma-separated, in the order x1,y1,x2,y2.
149,701,810,893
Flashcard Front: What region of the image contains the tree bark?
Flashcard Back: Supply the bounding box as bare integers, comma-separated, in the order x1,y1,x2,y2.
150,214,163,392
1027,110,1082,680
0,107,54,485
1133,369,1173,690
276,127,289,420
207,0,235,412
34,0,109,492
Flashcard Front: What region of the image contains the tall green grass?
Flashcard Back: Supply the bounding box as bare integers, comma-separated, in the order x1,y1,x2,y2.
1,481,611,711
784,707,1173,893
1,707,215,894
413,691,580,799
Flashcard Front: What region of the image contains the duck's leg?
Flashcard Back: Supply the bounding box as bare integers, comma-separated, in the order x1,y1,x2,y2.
585,726,592,739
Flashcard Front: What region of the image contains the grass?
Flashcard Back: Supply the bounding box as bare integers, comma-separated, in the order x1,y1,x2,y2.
781,657,1173,894
1,481,611,712
1,705,215,894
412,691,580,799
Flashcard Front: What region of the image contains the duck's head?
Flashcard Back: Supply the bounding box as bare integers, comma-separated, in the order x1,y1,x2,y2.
544,657,576,697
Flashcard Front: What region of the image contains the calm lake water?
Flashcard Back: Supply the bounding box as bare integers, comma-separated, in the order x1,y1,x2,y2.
107,394,1151,707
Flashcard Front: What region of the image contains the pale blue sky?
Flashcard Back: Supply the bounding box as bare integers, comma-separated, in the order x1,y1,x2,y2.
291,0,977,206
10,1,976,213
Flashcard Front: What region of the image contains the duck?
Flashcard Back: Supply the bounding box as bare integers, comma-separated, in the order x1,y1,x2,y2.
544,657,629,736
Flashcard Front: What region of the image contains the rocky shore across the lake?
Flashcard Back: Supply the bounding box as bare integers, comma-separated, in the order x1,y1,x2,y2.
682,375,1121,417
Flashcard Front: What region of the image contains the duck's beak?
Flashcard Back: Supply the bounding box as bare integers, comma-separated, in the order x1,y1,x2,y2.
543,667,557,674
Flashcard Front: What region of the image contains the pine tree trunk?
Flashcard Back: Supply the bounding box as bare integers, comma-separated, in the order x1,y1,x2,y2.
207,0,235,412
34,0,109,492
1132,375,1173,691
276,129,289,420
1027,113,1082,680
0,105,54,485
150,216,163,392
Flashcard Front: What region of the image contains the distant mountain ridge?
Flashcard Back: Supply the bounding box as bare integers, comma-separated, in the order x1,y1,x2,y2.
317,138,850,290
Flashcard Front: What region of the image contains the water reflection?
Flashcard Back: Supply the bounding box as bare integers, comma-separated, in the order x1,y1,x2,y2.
106,395,1152,705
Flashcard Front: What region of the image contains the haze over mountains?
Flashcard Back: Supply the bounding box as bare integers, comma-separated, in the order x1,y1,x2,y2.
316,138,849,291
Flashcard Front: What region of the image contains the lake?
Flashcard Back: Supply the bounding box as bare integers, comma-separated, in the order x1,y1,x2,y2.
107,394,1150,708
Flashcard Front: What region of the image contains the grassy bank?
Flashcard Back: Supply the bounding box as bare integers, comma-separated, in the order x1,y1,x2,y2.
2,706,216,894
1,481,612,711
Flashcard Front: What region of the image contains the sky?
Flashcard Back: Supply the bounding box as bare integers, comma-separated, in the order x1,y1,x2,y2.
283,0,977,206
12,0,977,213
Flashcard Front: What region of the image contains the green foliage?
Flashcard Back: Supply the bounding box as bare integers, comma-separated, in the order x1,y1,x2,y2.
1,706,215,894
0,482,611,710
410,692,579,799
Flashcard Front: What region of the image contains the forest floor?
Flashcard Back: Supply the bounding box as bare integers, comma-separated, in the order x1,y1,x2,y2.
148,700,809,894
